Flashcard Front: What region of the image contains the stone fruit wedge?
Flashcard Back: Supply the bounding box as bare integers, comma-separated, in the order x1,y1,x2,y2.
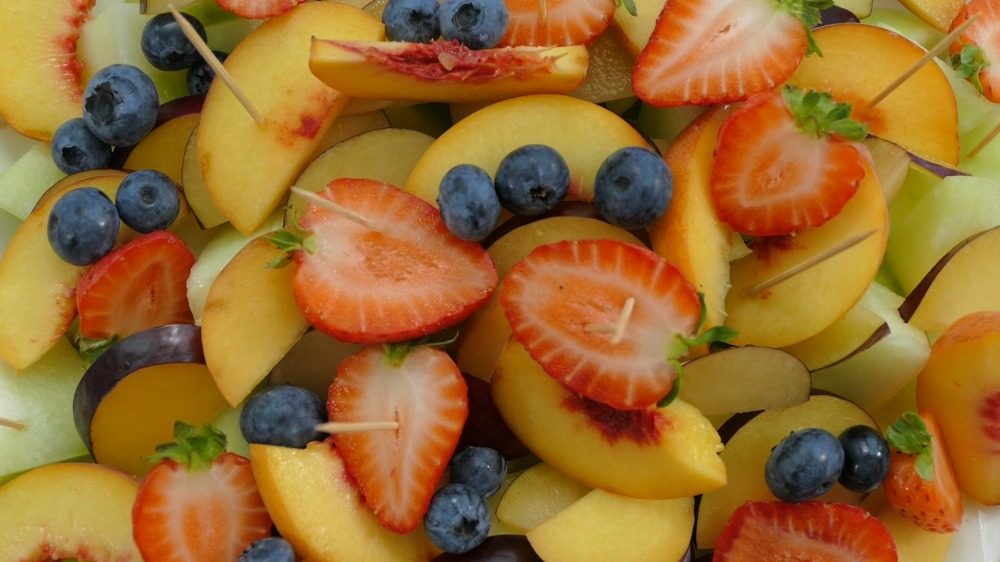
0,0,94,141
0,171,127,370
309,40,589,103
492,340,726,499
0,463,141,561
197,1,384,234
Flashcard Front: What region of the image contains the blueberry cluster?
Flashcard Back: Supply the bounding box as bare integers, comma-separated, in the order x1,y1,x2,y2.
436,144,675,241
424,446,506,554
382,0,509,49
141,12,225,96
47,170,181,265
765,425,890,503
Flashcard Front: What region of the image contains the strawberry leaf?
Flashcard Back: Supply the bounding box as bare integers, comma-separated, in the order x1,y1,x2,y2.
264,228,315,269
951,44,988,94
74,334,118,367
615,0,638,17
782,85,868,141
887,411,934,481
149,422,228,471
777,0,834,56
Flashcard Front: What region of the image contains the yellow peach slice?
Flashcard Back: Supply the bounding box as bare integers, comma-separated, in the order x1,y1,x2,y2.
405,95,648,205
0,0,94,140
198,2,384,234
897,0,963,32
250,442,435,562
123,113,200,184
493,340,725,500
0,463,141,561
496,463,591,532
789,23,959,167
724,160,889,348
310,40,589,104
202,236,308,406
0,172,126,370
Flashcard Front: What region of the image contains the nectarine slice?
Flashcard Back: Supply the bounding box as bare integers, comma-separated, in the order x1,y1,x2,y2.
404,95,648,205
202,235,308,406
495,463,591,532
310,40,589,103
788,23,959,166
680,347,810,416
0,172,126,370
0,463,141,561
123,112,200,184
724,159,889,348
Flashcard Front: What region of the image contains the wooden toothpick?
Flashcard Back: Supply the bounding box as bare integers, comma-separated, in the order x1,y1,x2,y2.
316,421,399,434
538,0,547,21
168,4,263,125
139,0,148,14
585,297,636,345
0,416,26,431
966,120,1000,158
748,230,879,296
868,15,977,109
290,187,386,232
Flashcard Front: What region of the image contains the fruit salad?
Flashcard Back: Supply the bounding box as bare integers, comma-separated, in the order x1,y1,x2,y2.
0,0,999,560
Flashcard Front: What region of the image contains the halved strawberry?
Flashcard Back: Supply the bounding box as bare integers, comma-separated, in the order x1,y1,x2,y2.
328,345,468,533
499,239,705,411
884,411,963,533
714,501,898,561
499,0,616,47
289,179,497,344
215,0,305,19
949,0,1000,102
133,423,273,562
76,230,195,340
710,86,868,237
632,0,824,107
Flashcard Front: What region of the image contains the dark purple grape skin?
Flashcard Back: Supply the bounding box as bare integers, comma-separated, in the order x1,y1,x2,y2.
816,6,860,27
431,535,542,561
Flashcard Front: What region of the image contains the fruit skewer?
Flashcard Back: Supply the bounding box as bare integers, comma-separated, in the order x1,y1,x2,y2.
583,296,635,345
747,228,879,296
315,421,400,434
0,416,25,431
290,186,385,232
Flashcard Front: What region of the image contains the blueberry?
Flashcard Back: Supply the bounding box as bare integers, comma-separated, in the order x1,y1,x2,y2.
593,146,673,230
765,428,845,503
438,0,508,49
240,385,326,449
141,12,207,71
424,483,490,554
239,537,295,562
383,0,440,43
187,51,227,96
47,188,120,266
83,64,160,147
838,425,890,493
115,170,181,233
437,164,500,241
494,145,570,217
450,446,506,498
50,118,112,174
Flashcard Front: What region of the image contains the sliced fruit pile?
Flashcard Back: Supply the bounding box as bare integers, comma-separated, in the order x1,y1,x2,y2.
0,0,1000,561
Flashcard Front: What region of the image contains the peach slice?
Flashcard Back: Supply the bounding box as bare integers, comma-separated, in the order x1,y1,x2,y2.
649,109,733,328
570,31,634,104
73,324,229,476
611,0,666,56
310,40,589,103
250,442,435,562
876,502,955,562
0,463,141,561
724,159,889,348
897,0,963,32
527,490,693,562
788,23,959,167
0,0,94,141
182,126,227,229
496,463,592,532
679,347,811,416
899,227,1000,334
202,236,308,406
917,311,1000,505
492,340,726,500
782,303,889,371
456,215,641,381
0,172,126,370
696,395,877,548
123,112,200,184
198,2,384,234
405,95,648,205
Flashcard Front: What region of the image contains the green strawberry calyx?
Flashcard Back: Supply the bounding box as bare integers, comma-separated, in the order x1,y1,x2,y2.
149,422,228,472
782,85,869,141
887,411,934,481
777,0,834,56
952,44,989,94
659,293,738,407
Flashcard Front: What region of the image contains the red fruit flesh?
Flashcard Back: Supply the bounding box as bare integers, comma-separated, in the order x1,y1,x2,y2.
710,90,865,237
328,346,468,533
632,0,807,107
714,501,898,562
292,179,497,344
949,0,1000,102
132,454,273,562
500,0,616,47
215,0,305,19
500,239,701,410
76,230,195,340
